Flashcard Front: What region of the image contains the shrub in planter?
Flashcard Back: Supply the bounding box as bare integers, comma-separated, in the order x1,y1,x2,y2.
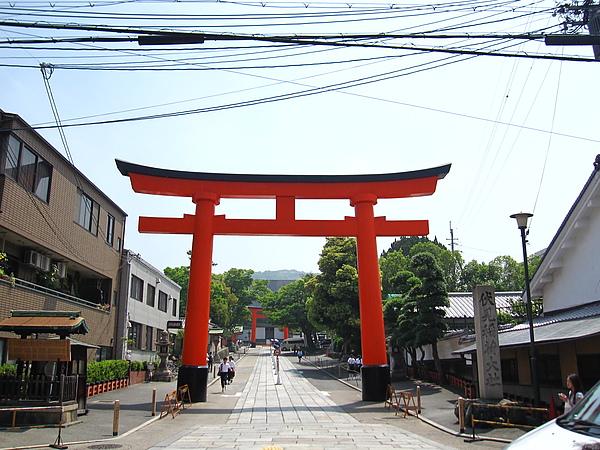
87,359,130,383
130,360,144,372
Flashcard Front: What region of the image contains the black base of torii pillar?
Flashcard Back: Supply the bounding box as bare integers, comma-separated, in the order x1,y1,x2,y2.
178,366,208,403
362,365,390,401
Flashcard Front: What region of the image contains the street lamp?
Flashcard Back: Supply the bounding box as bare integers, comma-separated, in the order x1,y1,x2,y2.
510,212,540,407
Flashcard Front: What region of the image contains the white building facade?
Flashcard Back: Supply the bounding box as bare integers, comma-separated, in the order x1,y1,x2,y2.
116,249,181,362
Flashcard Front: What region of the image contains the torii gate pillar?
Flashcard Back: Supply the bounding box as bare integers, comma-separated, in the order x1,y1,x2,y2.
178,193,218,402
352,194,389,400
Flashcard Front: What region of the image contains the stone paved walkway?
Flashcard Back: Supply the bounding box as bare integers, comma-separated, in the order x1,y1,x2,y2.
150,348,453,449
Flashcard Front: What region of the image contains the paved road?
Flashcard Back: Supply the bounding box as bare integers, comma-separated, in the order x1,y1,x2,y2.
1,347,520,449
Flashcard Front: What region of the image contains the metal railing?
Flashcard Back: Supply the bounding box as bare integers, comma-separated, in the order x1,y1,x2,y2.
1,277,106,312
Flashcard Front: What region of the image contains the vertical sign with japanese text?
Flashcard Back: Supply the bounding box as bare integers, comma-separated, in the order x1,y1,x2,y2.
473,285,503,399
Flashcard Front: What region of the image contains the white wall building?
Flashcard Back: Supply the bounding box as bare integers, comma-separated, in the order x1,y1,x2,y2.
116,249,181,362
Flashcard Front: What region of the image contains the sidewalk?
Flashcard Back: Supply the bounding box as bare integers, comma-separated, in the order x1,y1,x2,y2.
1,347,524,449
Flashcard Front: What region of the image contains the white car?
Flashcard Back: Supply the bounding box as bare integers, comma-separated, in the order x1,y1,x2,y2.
506,380,600,449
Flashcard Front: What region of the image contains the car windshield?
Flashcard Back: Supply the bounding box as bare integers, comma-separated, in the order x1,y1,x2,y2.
557,380,600,437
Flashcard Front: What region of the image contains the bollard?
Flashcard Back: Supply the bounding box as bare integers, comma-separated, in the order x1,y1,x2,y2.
417,386,422,414
458,397,465,433
152,389,157,416
113,400,120,436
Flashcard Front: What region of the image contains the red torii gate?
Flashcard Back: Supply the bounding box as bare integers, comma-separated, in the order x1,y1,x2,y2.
117,160,451,401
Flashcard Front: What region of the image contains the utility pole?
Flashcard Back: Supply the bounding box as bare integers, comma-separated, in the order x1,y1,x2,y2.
447,221,458,252
547,0,600,59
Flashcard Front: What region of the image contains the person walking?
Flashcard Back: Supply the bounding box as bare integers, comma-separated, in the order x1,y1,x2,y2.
559,373,584,413
227,356,236,384
207,352,213,372
347,354,356,378
297,349,303,363
218,357,230,392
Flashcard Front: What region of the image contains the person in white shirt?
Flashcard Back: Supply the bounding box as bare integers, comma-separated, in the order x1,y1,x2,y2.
559,373,584,413
219,358,230,392
227,356,236,384
347,355,356,378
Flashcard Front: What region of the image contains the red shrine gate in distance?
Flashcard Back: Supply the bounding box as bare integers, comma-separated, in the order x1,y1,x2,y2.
117,160,451,402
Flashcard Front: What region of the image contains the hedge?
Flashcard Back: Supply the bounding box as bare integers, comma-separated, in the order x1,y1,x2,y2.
87,360,130,383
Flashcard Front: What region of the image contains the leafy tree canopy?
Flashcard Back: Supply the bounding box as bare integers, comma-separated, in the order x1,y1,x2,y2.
163,265,189,317
261,275,317,347
306,237,360,351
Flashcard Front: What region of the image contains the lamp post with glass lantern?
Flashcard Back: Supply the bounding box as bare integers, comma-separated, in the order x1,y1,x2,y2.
510,212,540,407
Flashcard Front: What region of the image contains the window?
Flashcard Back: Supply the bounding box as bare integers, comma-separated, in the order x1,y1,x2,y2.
172,298,178,317
158,291,168,312
116,237,122,252
128,322,143,350
6,135,52,202
501,358,519,383
146,284,156,307
145,326,153,351
75,189,100,234
537,354,562,386
130,275,143,301
106,214,115,246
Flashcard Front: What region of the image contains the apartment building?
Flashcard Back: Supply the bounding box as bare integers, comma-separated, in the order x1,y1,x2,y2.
116,249,181,362
0,109,127,362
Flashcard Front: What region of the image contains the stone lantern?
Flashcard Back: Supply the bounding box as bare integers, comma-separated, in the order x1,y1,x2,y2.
153,330,174,382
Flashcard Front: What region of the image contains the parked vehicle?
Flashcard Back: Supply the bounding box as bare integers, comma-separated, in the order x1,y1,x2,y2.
281,337,304,351
506,380,600,448
318,338,332,348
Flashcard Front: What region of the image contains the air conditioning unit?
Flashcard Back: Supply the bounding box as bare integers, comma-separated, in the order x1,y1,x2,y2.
24,250,52,271
38,254,51,272
24,250,40,267
55,262,67,278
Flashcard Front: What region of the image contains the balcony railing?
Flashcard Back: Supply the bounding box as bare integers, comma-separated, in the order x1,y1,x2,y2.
0,276,108,312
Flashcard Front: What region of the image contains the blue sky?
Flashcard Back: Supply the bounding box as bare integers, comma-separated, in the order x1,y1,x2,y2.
1,0,599,275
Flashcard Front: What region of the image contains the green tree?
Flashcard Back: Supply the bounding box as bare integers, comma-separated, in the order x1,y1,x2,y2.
260,275,317,349
163,265,189,316
306,237,360,353
379,251,409,297
409,242,463,291
383,271,422,364
209,276,237,329
381,236,445,258
410,252,449,382
219,268,271,328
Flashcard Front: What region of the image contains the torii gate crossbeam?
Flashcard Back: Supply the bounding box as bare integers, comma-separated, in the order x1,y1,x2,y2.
117,159,451,402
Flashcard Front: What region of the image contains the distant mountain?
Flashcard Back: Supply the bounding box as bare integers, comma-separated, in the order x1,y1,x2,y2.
252,269,312,280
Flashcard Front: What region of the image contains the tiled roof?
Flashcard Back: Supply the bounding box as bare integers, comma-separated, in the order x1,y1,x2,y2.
445,292,522,319
454,301,600,353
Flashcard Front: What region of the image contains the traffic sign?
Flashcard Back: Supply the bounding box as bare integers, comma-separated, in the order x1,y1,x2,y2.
273,349,281,356
273,341,281,349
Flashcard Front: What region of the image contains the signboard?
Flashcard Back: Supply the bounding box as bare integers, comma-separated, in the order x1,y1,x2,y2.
167,321,183,329
8,339,71,361
273,349,281,356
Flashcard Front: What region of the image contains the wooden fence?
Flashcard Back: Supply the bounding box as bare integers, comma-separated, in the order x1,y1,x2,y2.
0,374,77,404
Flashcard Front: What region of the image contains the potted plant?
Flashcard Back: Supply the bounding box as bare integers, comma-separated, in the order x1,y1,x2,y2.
0,253,9,279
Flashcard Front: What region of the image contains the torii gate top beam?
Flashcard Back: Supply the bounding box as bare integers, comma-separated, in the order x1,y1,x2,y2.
116,159,451,200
